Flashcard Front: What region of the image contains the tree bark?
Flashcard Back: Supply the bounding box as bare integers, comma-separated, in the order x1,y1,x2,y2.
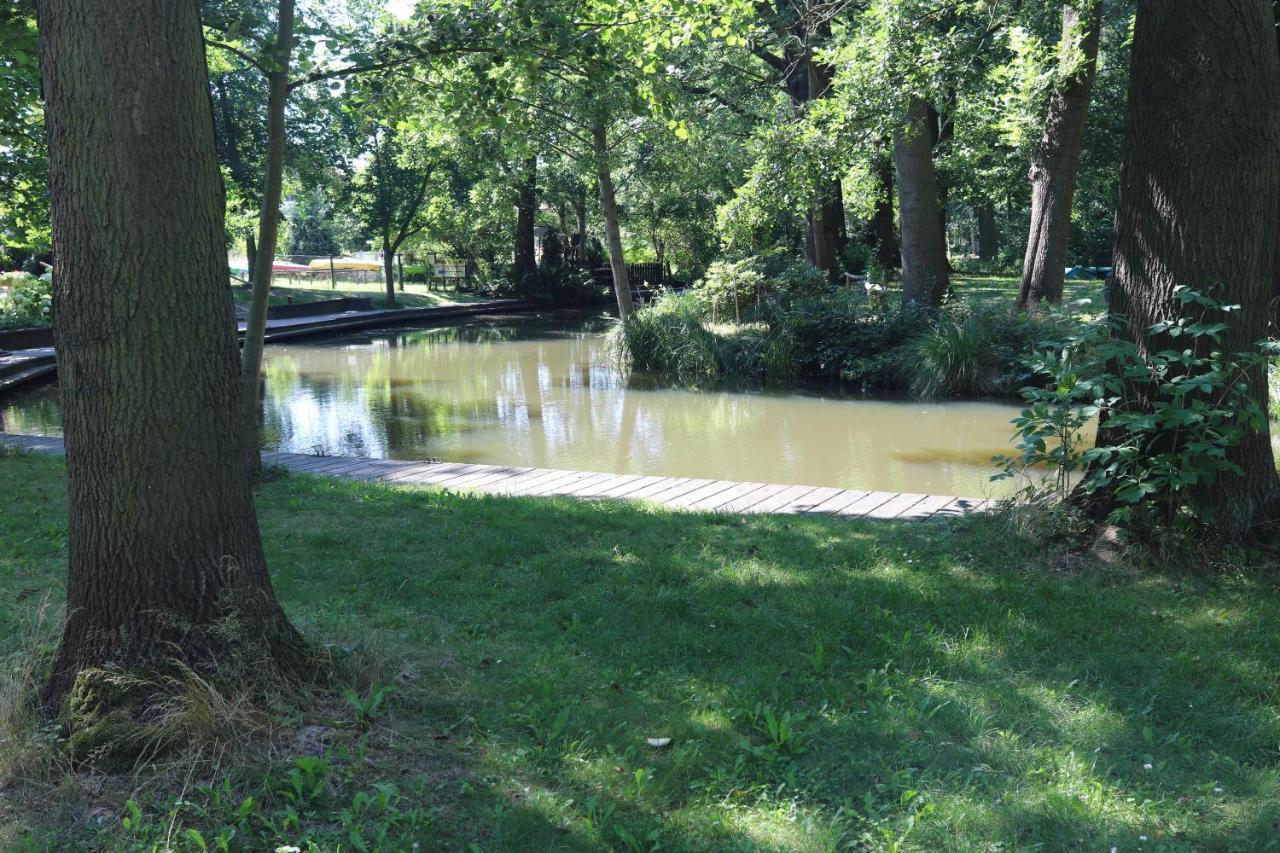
383,238,396,305
1101,0,1280,537
239,0,295,479
593,121,633,320
871,156,899,272
1018,1,1103,309
977,204,999,261
894,97,949,306
513,155,537,281
36,0,300,712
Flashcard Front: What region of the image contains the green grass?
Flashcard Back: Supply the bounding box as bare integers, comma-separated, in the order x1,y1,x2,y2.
3,452,1280,850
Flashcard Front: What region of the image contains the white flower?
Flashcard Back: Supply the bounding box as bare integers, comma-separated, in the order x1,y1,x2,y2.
1214,786,1223,793
1143,762,1153,770
1139,836,1148,842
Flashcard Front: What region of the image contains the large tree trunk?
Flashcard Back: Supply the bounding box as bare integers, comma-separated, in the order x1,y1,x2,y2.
513,155,537,281
574,186,588,264
593,121,633,321
894,97,949,306
872,156,899,272
1018,1,1103,309
239,0,295,478
1100,0,1280,537
36,0,300,713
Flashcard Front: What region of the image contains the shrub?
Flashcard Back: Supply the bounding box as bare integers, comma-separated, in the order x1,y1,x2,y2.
0,270,52,329
998,288,1276,527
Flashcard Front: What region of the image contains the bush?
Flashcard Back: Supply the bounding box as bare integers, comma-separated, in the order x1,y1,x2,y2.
998,288,1275,528
611,292,739,380
0,270,52,329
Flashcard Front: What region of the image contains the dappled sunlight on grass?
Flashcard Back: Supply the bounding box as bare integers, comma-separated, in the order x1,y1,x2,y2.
4,452,1280,848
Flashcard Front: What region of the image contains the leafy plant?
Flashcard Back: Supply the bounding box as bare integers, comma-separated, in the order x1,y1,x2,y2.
999,288,1277,526
344,683,393,730
0,269,52,329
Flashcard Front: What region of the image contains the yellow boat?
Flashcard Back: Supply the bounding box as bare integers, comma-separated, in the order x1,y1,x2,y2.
308,257,383,272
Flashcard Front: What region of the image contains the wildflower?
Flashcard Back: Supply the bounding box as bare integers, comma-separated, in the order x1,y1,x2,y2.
1143,762,1153,770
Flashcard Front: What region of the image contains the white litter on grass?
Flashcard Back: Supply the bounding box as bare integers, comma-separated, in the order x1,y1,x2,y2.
646,737,672,748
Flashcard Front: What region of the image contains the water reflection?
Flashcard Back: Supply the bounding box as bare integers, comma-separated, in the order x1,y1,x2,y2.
1,312,1032,496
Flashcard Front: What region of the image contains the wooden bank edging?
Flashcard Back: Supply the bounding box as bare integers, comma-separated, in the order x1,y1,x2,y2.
0,299,540,393
0,433,990,522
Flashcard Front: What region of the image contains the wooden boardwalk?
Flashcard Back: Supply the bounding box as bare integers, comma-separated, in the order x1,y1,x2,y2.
0,433,989,522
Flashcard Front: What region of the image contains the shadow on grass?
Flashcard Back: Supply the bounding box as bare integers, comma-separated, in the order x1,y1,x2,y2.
257,473,1280,850
3,452,1278,849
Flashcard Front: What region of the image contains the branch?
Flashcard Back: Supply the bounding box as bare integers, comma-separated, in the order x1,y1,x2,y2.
205,38,269,74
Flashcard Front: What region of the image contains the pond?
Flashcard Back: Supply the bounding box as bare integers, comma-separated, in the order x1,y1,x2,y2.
0,311,1032,497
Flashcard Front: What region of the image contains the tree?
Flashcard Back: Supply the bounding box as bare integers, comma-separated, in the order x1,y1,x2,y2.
35,0,300,716
239,0,295,479
1017,0,1102,309
1097,0,1280,536
512,156,538,283
346,124,433,305
894,96,949,305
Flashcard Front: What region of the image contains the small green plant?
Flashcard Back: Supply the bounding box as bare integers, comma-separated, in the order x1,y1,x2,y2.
344,683,393,729
749,703,804,756
810,640,827,676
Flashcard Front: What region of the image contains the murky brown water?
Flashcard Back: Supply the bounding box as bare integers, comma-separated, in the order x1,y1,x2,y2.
0,312,1032,496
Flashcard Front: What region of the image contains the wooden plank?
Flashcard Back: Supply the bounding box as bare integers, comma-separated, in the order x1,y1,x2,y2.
930,497,985,519
899,494,955,520
743,484,819,515
643,478,718,505
781,486,844,514
439,465,529,490
376,462,453,483
666,480,740,508
538,470,611,496
569,473,647,498
422,464,500,488
621,477,689,501
486,468,565,495
804,489,870,515
837,491,899,518
460,466,538,492
313,458,376,476
719,483,789,513
502,468,581,495
292,456,355,473
863,493,928,520
689,480,770,511
594,475,668,499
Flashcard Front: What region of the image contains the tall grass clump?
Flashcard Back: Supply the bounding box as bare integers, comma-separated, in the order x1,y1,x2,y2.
611,292,724,379
0,596,61,782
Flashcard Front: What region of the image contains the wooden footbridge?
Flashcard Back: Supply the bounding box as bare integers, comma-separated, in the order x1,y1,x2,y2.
0,433,989,522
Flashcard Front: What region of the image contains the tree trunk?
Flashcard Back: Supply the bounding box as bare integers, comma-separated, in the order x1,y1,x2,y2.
245,230,257,284
872,156,899,272
894,97,949,306
574,187,588,264
383,239,396,305
1018,1,1103,309
593,121,633,320
36,0,300,713
977,204,999,261
513,156,537,281
239,0,295,479
1101,0,1280,537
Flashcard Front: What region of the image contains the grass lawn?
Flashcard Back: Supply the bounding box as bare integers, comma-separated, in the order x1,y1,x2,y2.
229,278,494,311
3,451,1280,850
